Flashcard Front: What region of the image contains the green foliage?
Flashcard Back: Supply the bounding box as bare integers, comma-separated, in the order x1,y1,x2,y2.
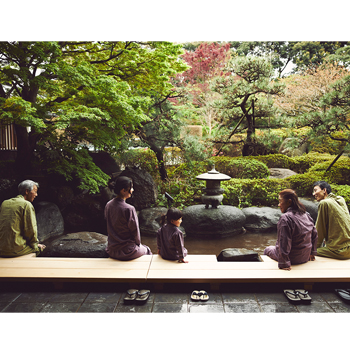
116,148,161,184
309,157,350,185
290,152,337,173
245,154,294,169
222,178,289,208
309,133,347,155
211,156,269,179
44,148,110,194
0,41,188,192
332,184,350,207
287,172,324,197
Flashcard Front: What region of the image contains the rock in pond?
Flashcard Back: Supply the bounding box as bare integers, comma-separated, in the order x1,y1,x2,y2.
181,205,246,238
242,207,281,233
35,201,64,242
40,231,108,258
217,248,261,262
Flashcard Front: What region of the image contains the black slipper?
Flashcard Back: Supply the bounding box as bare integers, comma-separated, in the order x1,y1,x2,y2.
135,289,150,304
283,289,301,304
335,289,350,304
199,290,209,301
191,290,201,301
124,289,138,304
295,289,312,304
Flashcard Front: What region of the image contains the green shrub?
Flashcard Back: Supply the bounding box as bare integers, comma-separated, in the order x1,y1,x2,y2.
244,154,295,169
222,178,290,208
332,184,350,208
309,132,347,155
210,156,270,179
309,158,350,185
289,152,335,173
287,171,325,197
116,148,161,184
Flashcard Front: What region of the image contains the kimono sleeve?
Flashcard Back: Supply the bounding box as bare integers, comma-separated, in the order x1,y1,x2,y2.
277,216,292,269
126,206,141,245
172,229,185,260
315,201,328,248
23,203,39,250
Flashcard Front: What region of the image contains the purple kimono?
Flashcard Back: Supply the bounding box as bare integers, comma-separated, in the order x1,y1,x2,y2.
264,207,318,269
157,223,187,260
104,197,151,260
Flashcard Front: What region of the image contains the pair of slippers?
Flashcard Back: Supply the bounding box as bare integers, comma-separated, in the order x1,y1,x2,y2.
283,289,312,304
124,289,150,304
191,290,209,301
335,289,350,304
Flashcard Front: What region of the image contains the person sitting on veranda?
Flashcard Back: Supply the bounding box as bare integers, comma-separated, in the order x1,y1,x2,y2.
264,189,318,270
0,180,46,257
313,180,350,259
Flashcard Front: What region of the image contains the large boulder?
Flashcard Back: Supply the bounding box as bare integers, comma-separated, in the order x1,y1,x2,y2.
63,193,107,234
279,137,309,157
89,151,121,176
139,207,186,237
181,205,246,238
242,207,281,233
121,168,158,211
217,248,261,262
35,201,64,242
40,231,108,258
269,168,298,179
300,198,319,223
139,207,168,236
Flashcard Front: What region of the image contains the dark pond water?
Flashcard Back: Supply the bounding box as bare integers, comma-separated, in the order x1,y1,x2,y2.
141,231,278,257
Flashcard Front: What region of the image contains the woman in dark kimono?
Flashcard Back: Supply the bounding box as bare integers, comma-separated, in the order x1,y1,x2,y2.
264,189,318,270
105,176,152,260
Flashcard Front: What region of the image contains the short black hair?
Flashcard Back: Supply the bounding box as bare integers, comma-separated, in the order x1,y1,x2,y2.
114,176,133,195
313,181,332,194
161,207,182,225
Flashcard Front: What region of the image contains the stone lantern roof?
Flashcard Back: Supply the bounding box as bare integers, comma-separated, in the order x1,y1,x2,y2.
196,166,231,181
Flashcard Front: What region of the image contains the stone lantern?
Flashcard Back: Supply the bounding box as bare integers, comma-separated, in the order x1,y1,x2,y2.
196,166,231,209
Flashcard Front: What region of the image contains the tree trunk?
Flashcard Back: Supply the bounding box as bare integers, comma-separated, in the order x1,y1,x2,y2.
14,124,34,178
242,114,255,156
150,145,168,181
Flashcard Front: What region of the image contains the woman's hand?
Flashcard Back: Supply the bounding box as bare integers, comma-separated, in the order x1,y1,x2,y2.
281,266,291,271
309,255,316,261
178,258,188,263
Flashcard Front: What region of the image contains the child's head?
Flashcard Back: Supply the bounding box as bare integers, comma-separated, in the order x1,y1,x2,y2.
164,207,182,227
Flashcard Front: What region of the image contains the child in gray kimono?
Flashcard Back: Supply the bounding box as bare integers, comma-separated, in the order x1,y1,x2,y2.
157,207,188,263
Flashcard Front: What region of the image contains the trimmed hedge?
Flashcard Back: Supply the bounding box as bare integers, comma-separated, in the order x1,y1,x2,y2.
210,156,269,179
309,158,350,185
222,178,289,208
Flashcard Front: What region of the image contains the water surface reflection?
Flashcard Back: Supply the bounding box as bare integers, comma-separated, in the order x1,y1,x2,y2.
142,231,278,257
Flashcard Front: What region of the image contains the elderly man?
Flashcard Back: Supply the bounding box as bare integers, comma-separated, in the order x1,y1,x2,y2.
313,180,350,259
0,180,46,257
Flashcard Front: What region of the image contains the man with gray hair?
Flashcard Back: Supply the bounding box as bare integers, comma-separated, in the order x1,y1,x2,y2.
0,180,46,257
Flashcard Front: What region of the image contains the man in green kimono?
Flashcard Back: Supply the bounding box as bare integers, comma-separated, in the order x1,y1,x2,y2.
313,181,350,259
0,180,46,257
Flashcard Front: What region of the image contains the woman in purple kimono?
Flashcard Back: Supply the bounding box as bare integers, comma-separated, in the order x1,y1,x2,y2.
264,189,318,270
105,176,152,260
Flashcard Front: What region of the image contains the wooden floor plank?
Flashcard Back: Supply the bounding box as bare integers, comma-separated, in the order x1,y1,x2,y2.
1,253,350,284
